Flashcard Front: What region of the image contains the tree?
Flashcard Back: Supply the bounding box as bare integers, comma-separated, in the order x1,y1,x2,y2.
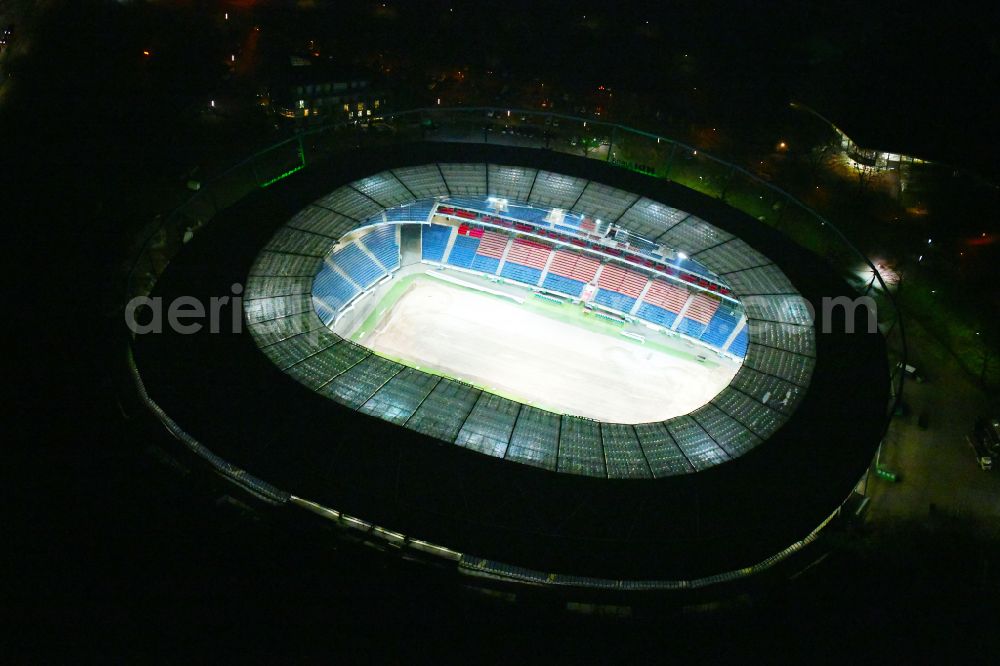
853,160,884,194
805,140,838,182
580,135,600,158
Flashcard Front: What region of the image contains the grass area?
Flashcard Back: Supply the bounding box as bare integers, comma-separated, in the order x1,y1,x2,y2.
350,272,424,342
896,273,999,387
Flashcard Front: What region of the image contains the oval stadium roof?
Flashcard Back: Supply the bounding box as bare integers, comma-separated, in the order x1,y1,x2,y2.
244,164,815,479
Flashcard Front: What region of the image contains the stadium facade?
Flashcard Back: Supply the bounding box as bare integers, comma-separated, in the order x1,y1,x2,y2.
125,110,903,590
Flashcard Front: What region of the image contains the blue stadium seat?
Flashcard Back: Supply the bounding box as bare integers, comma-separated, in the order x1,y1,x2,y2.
446,196,493,211
361,225,400,271
470,254,501,274
331,244,385,289
517,207,549,225
675,317,708,338
636,302,677,328
385,200,434,223
700,308,739,349
421,223,452,262
312,263,361,320
727,327,749,358
677,257,715,280
593,289,637,313
542,273,586,297
446,234,481,268
312,298,337,326
500,261,543,286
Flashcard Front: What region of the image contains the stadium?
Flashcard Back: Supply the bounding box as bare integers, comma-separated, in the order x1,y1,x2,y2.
127,110,904,590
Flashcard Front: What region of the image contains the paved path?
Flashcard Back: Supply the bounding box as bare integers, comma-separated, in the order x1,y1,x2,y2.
868,315,1000,535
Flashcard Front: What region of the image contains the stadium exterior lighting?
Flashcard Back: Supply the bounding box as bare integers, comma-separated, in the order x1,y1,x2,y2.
861,259,900,288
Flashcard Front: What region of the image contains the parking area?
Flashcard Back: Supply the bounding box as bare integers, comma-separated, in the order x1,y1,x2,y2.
868,314,1000,534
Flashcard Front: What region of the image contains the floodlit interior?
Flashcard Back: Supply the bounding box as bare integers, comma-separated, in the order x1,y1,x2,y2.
245,164,816,478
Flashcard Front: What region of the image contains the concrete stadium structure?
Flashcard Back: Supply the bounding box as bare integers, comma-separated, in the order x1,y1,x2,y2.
128,120,901,590
246,165,813,479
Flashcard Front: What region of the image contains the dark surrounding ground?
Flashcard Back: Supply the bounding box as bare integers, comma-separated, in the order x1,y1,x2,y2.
4,0,999,660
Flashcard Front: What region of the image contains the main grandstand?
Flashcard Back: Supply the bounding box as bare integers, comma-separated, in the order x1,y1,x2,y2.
130,133,896,588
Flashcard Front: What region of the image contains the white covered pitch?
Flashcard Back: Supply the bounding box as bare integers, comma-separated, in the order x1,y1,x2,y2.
346,279,741,423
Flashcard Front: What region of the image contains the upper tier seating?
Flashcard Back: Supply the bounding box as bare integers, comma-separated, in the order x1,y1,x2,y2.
421,223,452,262
331,244,384,289
385,200,434,223
312,263,361,324
360,225,400,271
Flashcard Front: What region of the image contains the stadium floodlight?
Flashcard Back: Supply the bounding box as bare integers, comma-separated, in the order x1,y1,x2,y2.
677,251,688,260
